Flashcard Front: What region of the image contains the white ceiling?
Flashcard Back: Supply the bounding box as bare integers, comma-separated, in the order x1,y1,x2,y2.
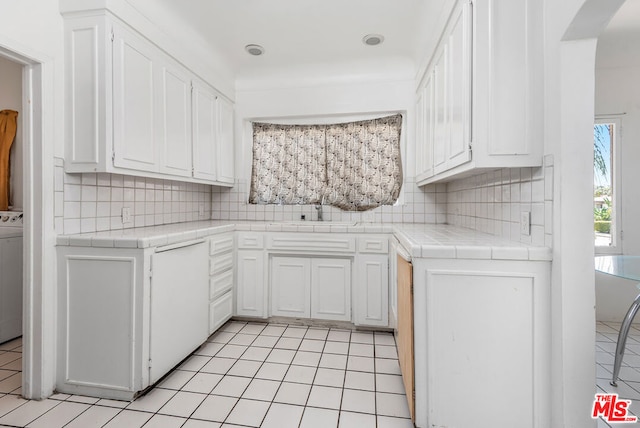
127,0,446,84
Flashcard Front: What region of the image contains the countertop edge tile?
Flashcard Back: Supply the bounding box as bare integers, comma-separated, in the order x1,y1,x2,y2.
492,246,529,261
421,245,456,259
54,221,553,261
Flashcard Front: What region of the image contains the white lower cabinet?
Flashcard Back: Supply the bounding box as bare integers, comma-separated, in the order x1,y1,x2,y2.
412,257,550,428
236,250,266,318
271,256,351,322
354,254,388,327
57,240,210,400
271,256,311,318
208,233,234,334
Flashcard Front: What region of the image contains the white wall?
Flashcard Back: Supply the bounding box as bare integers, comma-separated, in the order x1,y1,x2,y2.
215,77,451,224
594,62,640,321
0,56,22,209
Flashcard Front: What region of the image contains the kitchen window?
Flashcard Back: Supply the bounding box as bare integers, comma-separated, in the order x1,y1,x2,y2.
594,118,621,253
249,114,403,211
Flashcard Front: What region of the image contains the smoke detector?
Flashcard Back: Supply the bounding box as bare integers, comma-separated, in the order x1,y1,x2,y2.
245,44,265,56
362,34,384,46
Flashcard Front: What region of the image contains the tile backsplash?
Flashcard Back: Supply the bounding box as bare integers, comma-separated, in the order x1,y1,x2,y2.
211,178,448,225
446,155,554,246
54,158,212,235
55,155,553,248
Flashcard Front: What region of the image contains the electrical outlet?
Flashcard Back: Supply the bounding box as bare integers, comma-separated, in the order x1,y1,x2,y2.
199,204,204,217
122,207,132,224
520,211,531,236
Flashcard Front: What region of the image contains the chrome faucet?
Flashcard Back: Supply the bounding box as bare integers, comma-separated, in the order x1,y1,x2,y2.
315,197,324,221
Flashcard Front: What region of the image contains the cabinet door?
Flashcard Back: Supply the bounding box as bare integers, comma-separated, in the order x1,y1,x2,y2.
422,74,435,179
311,258,351,321
112,23,158,172
432,46,448,175
158,58,192,177
446,1,472,170
236,250,266,317
271,257,310,318
216,96,235,185
192,80,218,181
354,254,389,326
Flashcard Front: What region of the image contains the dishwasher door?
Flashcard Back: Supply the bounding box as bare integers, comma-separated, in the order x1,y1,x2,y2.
397,253,414,422
150,240,209,384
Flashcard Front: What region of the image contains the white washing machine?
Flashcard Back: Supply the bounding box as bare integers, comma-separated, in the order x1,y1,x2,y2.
0,211,22,344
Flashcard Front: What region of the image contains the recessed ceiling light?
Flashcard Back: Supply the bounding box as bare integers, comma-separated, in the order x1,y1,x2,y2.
245,44,265,56
363,34,384,46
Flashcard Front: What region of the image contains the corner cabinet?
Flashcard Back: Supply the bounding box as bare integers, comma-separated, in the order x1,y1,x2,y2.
56,239,210,400
415,0,543,184
63,11,234,187
412,257,551,428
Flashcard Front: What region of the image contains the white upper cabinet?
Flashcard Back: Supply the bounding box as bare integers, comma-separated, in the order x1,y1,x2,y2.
64,10,234,187
192,80,235,184
216,96,235,185
416,0,542,184
112,22,158,172
192,80,218,181
157,57,193,178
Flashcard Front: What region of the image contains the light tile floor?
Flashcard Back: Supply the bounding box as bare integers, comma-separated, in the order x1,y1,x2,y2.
596,321,640,427
0,321,413,427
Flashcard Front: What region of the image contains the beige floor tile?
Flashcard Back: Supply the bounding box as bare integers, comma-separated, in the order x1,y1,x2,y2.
225,398,270,427
158,391,207,418
103,409,152,427
127,387,176,412
64,404,120,428
0,398,58,426
299,407,339,428
261,403,304,428
26,401,90,428
190,394,237,422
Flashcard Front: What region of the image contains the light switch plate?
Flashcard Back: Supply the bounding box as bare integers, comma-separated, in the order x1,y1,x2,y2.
520,211,531,236
122,207,132,224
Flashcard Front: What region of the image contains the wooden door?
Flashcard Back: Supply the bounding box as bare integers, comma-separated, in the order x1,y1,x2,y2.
397,255,414,421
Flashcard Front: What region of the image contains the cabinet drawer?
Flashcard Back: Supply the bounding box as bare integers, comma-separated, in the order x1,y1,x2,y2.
357,236,389,254
209,234,233,255
209,291,233,334
267,234,355,253
237,232,264,249
210,269,233,300
210,252,233,276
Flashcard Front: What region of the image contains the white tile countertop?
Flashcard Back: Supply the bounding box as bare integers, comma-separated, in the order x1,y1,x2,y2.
56,221,552,261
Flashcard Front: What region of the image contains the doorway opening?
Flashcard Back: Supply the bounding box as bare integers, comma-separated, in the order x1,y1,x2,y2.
0,41,49,400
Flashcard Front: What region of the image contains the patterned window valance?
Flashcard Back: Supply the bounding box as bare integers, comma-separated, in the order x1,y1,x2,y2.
249,114,403,211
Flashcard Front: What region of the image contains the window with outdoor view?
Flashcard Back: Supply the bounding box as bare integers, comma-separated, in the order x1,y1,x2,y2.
594,118,621,252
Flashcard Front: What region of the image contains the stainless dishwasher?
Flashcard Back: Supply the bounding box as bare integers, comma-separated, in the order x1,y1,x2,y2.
149,239,209,384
